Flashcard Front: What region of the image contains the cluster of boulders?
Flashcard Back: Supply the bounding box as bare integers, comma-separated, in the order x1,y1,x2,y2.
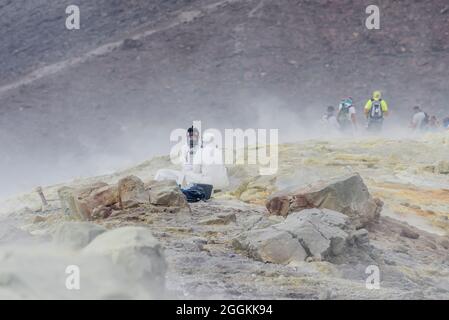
265,173,383,228
58,175,188,220
234,173,381,265
233,208,370,265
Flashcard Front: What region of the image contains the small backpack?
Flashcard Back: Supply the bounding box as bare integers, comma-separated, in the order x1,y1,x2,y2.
338,103,351,123
370,99,383,120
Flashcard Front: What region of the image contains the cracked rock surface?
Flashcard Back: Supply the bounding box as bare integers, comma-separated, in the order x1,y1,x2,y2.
234,208,367,264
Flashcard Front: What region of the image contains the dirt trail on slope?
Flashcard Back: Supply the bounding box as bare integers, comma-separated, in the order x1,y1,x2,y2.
0,0,242,97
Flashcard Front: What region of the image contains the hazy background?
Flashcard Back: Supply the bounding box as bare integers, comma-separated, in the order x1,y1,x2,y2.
1,0,448,199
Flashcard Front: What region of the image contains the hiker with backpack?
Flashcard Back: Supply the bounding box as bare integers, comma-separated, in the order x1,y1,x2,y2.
321,106,340,134
364,91,389,133
337,97,357,134
410,106,429,132
428,115,440,132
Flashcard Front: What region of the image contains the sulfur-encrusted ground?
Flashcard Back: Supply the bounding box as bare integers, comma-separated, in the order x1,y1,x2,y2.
1,134,448,299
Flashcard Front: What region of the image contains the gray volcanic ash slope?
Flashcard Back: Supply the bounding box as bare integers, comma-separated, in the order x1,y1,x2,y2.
0,1,449,300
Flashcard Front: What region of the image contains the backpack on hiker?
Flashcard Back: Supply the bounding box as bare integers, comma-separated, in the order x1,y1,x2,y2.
369,99,384,121
337,105,350,124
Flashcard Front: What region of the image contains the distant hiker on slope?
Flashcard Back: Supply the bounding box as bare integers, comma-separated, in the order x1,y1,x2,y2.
321,106,340,134
364,91,389,133
337,97,357,134
428,115,440,132
410,106,429,132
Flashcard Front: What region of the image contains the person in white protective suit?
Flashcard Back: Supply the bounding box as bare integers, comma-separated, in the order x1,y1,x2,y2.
155,126,199,186
154,128,229,191
192,131,229,190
